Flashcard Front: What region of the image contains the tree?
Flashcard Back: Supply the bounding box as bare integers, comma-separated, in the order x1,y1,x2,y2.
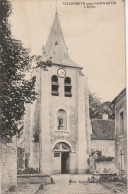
89,93,103,119
102,101,115,119
89,92,115,119
0,0,37,141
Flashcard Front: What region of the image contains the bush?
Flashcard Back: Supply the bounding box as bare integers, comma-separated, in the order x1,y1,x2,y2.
95,156,114,162
99,174,127,183
118,174,127,184
119,177,127,184
8,185,16,192
99,174,118,182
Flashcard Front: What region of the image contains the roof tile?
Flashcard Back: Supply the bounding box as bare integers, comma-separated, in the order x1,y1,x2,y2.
91,119,115,140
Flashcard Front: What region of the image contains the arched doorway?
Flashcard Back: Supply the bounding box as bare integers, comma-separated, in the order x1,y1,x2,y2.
53,142,70,174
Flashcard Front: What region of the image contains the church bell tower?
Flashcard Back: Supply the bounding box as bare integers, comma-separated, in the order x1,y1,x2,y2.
24,11,91,175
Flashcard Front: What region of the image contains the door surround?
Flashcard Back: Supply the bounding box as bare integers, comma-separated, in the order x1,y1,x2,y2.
53,142,71,174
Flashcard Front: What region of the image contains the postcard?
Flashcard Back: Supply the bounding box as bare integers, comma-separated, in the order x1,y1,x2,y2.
0,0,127,193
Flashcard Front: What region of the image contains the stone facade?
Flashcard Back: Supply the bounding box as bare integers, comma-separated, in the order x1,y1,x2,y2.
96,160,117,174
0,140,17,193
23,11,91,175
112,88,127,173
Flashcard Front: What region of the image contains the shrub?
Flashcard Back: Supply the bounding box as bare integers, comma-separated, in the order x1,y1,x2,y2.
95,156,114,162
8,185,16,192
99,174,119,183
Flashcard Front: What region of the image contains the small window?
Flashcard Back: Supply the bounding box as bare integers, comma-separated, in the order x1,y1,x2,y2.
64,77,72,97
51,75,59,96
54,153,60,157
120,111,124,136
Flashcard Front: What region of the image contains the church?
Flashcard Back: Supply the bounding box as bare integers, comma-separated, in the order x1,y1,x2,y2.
23,11,91,175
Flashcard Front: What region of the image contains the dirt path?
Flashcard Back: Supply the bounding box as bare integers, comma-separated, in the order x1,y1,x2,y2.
37,175,115,194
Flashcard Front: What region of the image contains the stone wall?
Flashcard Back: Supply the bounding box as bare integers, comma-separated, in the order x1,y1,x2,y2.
96,160,117,174
114,90,127,172
91,140,115,157
0,141,17,193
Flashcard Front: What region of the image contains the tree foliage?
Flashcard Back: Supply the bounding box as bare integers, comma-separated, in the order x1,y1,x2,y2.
91,150,114,162
0,0,36,141
89,92,115,119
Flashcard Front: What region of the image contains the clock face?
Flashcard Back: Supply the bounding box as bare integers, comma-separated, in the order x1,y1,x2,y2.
57,68,66,78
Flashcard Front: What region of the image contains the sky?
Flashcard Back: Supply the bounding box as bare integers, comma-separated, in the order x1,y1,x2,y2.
9,0,126,102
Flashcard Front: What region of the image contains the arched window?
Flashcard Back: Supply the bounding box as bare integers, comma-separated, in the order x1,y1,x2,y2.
54,142,70,152
51,75,59,96
64,77,72,97
57,109,67,130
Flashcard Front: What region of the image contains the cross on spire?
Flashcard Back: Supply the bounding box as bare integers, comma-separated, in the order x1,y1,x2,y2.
56,0,58,15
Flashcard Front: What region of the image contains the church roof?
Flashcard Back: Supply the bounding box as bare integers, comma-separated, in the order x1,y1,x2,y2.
43,11,81,69
91,119,115,140
111,88,126,105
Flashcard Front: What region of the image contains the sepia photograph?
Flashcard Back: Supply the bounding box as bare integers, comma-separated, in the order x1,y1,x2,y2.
0,0,127,193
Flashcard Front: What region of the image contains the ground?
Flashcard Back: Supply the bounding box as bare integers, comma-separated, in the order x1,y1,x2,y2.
102,181,127,193
11,174,127,193
36,175,116,194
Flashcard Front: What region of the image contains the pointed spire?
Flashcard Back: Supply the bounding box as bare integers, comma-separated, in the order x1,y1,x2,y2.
44,10,80,68
44,10,70,64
